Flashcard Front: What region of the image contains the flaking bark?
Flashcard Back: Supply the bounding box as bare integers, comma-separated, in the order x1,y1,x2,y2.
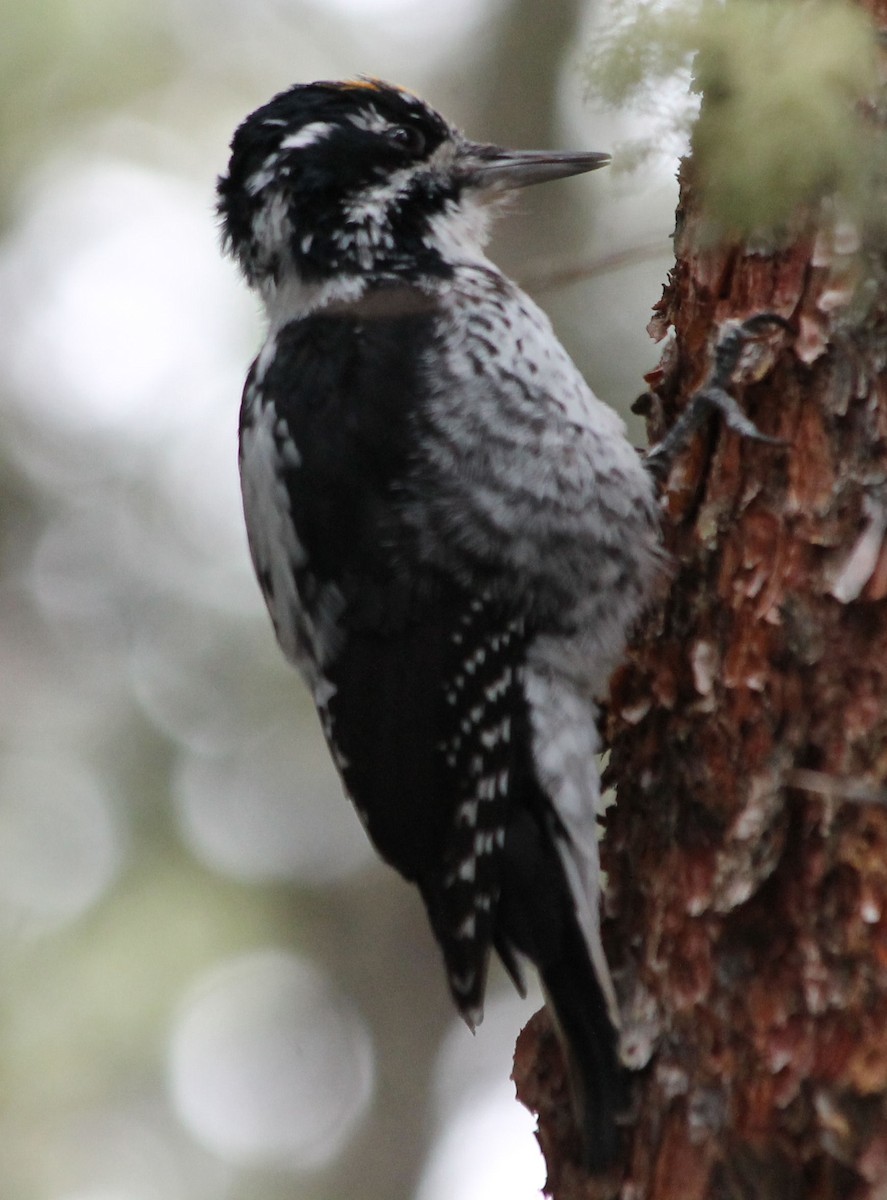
514,43,887,1200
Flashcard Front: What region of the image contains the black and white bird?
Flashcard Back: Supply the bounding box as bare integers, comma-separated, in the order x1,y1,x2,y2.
217,78,660,1167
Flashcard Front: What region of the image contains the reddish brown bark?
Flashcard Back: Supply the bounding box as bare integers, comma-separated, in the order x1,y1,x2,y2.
514,51,887,1200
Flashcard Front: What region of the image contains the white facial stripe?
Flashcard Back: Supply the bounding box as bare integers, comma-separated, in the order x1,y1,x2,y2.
244,122,337,196
423,195,493,266
343,164,415,220
245,160,278,195
279,121,335,150
347,106,391,135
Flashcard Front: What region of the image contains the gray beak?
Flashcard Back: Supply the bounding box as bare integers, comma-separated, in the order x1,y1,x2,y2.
456,141,610,190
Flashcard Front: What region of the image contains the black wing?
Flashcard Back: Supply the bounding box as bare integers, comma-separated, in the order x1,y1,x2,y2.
251,292,532,1019
327,585,529,1022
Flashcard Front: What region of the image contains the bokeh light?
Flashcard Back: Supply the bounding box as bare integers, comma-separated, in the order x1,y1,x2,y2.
175,718,373,884
418,1082,545,1200
0,753,122,934
0,158,249,438
169,948,374,1169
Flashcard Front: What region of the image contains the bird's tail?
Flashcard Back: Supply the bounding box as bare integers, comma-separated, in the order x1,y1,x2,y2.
517,664,628,1166
539,915,627,1170
494,803,627,1169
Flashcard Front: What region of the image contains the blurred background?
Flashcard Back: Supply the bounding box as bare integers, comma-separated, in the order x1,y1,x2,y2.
0,1,679,1197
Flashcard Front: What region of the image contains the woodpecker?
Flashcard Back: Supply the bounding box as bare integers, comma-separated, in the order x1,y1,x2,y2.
218,78,661,1167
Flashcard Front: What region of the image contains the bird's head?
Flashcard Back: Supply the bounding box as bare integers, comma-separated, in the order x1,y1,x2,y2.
217,78,609,309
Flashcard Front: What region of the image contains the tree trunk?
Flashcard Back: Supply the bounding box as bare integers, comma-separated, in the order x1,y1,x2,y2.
514,27,887,1200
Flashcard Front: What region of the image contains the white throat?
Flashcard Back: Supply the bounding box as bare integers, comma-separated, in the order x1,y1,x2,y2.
261,272,369,331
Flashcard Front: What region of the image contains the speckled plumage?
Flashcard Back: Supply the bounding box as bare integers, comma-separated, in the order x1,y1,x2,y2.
219,78,660,1167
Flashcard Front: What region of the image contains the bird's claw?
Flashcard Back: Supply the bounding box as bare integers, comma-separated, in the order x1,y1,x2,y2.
646,313,791,482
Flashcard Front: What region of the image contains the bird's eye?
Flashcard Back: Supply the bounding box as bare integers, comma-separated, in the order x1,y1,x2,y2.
387,125,427,156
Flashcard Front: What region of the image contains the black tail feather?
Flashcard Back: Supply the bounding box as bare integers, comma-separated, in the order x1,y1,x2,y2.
540,924,627,1170
496,809,626,1169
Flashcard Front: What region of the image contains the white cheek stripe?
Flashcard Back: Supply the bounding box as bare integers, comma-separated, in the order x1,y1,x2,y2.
346,106,390,135
279,121,335,150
